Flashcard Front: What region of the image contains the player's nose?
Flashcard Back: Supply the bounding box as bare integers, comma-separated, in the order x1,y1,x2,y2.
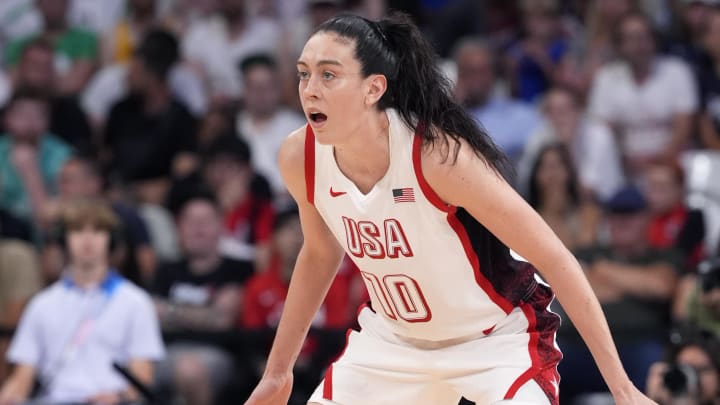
302,75,321,100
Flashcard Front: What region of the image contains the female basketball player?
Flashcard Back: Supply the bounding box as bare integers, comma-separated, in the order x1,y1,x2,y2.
246,13,656,405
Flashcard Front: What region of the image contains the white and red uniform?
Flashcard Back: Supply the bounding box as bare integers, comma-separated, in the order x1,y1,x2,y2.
306,110,562,405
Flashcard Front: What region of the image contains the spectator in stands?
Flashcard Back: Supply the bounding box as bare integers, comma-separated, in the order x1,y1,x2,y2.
588,13,697,179
0,38,94,156
0,209,41,381
203,135,274,270
518,86,625,201
526,143,599,251
556,0,638,98
40,157,157,286
645,163,705,270
557,185,680,401
453,37,541,162
4,0,98,96
241,208,303,329
241,208,359,399
505,0,568,102
679,258,720,337
0,0,42,60
667,0,717,69
237,54,304,199
153,191,253,405
102,0,161,64
182,0,282,101
0,199,164,405
0,88,73,225
646,328,720,405
698,9,720,150
103,29,197,204
82,33,208,129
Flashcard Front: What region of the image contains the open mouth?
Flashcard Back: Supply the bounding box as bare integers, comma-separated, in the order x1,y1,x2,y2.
308,111,328,124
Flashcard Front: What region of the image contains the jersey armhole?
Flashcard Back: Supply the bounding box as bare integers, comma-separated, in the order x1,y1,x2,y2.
411,134,453,213
304,125,316,205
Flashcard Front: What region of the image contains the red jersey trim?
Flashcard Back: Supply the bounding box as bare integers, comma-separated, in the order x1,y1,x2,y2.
305,125,316,205
411,134,452,213
411,132,514,315
446,213,515,315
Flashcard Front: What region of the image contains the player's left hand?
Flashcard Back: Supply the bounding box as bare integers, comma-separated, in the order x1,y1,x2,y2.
612,385,658,405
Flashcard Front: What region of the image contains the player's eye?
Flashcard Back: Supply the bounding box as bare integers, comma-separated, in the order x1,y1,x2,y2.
297,71,310,81
322,71,336,80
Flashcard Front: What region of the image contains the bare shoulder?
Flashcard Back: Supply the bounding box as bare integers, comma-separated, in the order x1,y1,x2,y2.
419,134,504,207
278,125,309,199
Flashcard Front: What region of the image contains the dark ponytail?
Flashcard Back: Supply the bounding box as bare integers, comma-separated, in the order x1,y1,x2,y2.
313,13,510,173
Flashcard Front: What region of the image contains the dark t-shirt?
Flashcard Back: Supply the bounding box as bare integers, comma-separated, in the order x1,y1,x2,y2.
105,95,196,181
557,246,682,342
0,208,32,242
152,257,254,306
697,57,720,135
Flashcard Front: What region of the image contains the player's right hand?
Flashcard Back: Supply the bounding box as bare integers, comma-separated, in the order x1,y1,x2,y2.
244,372,293,405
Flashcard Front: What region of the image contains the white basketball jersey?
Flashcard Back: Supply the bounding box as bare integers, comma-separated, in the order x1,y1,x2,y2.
306,109,547,341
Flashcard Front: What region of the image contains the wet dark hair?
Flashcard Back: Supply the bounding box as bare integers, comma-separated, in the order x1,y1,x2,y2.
313,13,509,171
528,143,580,209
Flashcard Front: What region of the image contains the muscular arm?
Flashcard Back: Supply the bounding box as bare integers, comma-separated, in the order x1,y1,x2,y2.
262,128,346,377
421,138,637,398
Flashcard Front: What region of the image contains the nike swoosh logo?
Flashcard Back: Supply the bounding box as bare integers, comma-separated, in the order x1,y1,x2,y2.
330,187,347,197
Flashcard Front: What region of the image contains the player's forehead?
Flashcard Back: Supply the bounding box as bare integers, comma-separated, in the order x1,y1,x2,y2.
297,32,359,69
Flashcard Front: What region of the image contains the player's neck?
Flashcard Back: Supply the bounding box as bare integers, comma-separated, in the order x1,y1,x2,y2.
333,110,390,193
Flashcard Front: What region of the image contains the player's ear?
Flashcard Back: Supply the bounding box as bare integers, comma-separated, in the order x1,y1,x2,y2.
365,74,387,106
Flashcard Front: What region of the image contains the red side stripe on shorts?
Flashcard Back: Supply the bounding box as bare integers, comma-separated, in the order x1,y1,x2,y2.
305,125,315,205
504,302,541,399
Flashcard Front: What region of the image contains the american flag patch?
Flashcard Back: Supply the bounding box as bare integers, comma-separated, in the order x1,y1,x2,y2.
392,188,415,203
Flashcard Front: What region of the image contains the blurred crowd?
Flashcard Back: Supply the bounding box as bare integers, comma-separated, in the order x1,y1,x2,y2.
0,0,720,404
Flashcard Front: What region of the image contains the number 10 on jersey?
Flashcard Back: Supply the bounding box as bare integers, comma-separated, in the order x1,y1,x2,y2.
361,272,432,322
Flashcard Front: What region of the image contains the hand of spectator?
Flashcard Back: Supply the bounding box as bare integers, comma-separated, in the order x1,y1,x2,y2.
88,391,123,405
244,372,293,405
644,362,671,404
10,143,39,173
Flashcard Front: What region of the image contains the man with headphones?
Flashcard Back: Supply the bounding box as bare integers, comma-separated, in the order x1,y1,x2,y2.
0,198,165,405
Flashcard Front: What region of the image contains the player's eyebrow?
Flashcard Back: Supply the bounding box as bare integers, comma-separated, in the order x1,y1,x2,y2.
297,59,344,67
